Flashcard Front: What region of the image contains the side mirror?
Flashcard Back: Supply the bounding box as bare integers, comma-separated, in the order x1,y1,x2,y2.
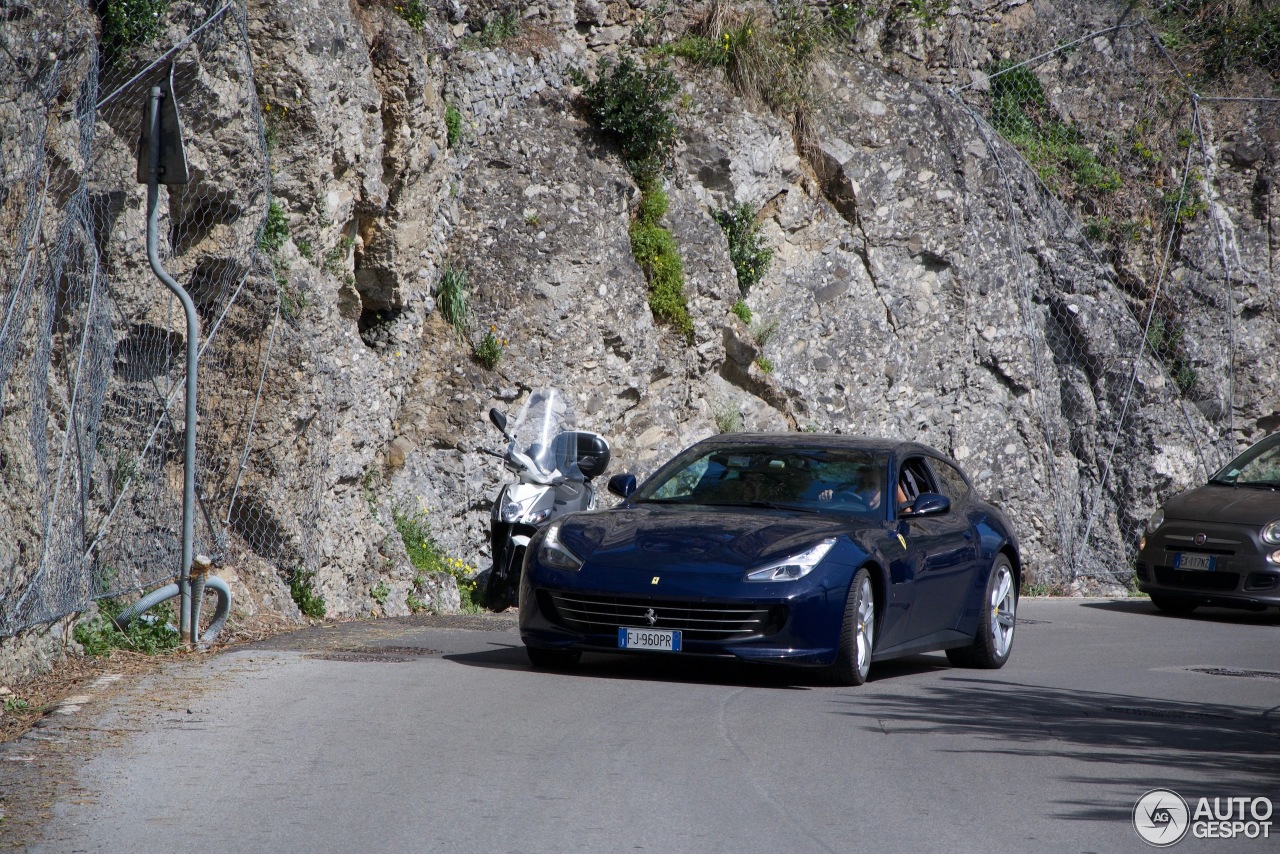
608,473,637,499
489,407,508,435
910,492,951,517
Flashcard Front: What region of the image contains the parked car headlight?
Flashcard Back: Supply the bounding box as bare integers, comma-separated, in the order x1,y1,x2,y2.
1262,520,1280,546
1146,508,1165,534
1267,550,1280,568
746,538,836,582
537,520,583,571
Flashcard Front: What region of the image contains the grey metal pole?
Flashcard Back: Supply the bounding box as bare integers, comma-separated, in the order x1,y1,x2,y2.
145,85,200,643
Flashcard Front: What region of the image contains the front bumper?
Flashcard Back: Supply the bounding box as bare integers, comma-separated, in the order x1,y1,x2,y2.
1136,520,1280,610
518,561,855,666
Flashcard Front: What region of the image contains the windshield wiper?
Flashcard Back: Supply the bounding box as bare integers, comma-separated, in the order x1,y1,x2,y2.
1232,481,1280,490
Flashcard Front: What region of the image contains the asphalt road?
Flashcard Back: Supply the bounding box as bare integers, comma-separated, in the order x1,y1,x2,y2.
18,600,1280,854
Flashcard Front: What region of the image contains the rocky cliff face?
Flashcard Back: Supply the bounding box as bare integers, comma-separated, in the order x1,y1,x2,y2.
231,0,1277,619
3,0,1276,664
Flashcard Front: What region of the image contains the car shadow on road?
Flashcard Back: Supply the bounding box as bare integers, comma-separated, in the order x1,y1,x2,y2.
1080,599,1280,625
830,674,1280,822
444,644,951,690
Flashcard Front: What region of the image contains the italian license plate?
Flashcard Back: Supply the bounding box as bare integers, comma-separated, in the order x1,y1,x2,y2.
1174,552,1214,571
618,627,682,652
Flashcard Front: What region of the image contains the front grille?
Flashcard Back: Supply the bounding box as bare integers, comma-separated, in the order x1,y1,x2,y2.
543,591,783,641
1154,567,1240,592
1160,533,1238,557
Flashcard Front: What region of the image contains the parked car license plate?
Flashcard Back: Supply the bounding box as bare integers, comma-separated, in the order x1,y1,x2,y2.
618,627,682,652
1174,552,1215,571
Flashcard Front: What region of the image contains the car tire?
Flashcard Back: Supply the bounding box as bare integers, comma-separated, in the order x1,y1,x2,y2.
828,567,875,686
526,645,581,670
946,554,1016,669
1149,593,1198,615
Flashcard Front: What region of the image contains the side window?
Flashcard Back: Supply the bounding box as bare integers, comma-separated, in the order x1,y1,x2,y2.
896,457,936,506
930,459,971,504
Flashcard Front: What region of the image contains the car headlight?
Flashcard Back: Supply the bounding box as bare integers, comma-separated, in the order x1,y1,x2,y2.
746,538,836,582
537,520,583,571
1146,508,1165,534
1267,550,1280,568
1262,520,1280,546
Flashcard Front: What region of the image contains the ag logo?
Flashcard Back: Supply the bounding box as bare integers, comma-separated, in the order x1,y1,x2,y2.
1134,788,1190,847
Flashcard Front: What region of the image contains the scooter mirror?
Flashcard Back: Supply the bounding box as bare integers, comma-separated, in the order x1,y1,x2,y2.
489,408,507,434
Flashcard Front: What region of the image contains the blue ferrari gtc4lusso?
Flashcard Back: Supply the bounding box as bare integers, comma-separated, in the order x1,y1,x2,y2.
518,433,1021,685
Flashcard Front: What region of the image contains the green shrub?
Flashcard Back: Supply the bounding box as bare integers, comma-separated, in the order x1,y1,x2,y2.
460,9,520,50
826,2,878,36
755,356,774,374
731,299,752,324
988,60,1123,198
324,235,353,276
393,0,428,30
662,4,826,114
579,55,679,183
751,317,779,346
888,0,949,28
1156,2,1280,77
713,203,773,296
1161,179,1209,225
636,184,669,225
288,568,326,619
630,220,693,341
1145,315,1198,394
715,408,744,433
100,0,170,59
371,581,391,607
659,34,729,67
392,506,481,612
259,200,290,254
74,598,180,656
474,326,505,369
445,104,462,148
436,265,471,341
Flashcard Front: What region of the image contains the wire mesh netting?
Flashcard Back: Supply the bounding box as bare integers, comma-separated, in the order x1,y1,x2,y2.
0,0,319,636
952,6,1278,583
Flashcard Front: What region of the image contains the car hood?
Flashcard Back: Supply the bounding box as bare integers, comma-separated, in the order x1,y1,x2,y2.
1164,483,1280,526
558,506,855,572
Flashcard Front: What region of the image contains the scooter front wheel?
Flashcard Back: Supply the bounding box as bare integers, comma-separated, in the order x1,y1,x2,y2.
485,553,520,611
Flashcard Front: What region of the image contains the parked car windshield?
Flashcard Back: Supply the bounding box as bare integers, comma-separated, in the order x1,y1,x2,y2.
634,445,889,518
1209,433,1280,488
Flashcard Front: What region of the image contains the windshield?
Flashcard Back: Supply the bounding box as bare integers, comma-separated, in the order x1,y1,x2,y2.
1209,432,1280,488
635,444,889,519
507,387,582,479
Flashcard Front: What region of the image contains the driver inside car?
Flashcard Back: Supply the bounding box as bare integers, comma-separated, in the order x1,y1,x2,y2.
818,466,884,509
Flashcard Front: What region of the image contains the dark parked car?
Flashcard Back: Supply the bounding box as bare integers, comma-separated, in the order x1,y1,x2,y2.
518,434,1021,685
1136,431,1280,614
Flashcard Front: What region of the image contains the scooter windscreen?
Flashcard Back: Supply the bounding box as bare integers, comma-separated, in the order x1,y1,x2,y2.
506,387,583,480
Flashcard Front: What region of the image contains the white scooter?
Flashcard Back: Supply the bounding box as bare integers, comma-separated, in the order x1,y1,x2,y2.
483,388,610,610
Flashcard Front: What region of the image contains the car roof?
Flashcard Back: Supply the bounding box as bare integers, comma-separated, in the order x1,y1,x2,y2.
694,432,949,461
